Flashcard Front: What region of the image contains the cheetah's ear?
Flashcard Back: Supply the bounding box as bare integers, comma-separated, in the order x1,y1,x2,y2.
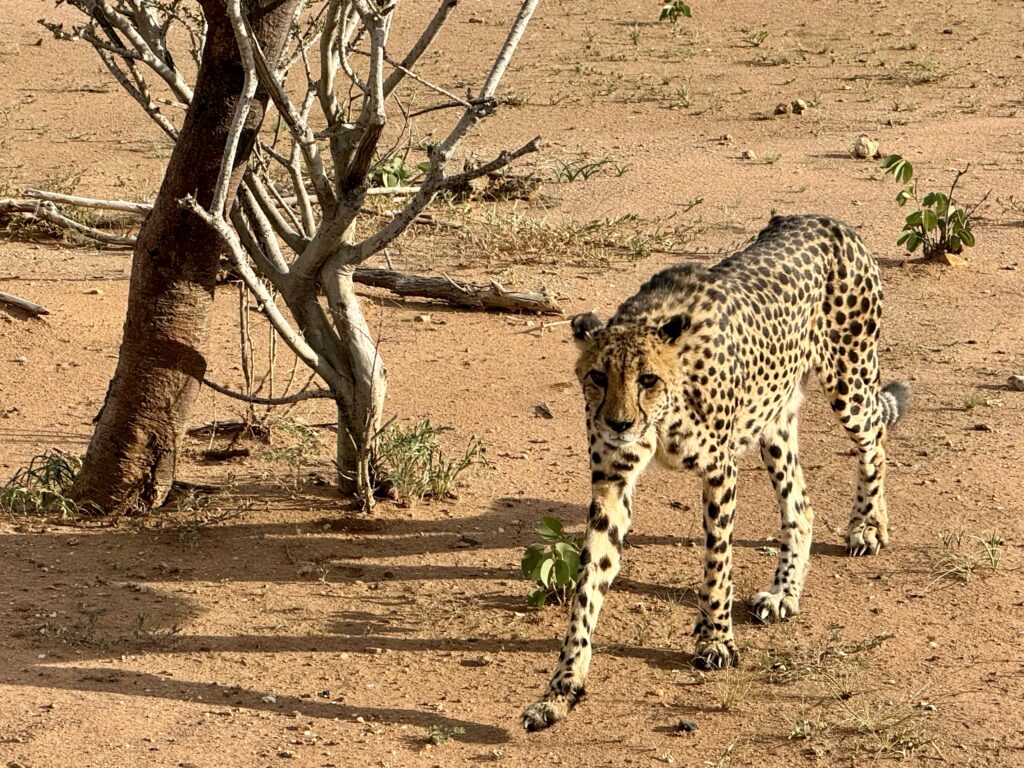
657,314,691,344
571,312,602,343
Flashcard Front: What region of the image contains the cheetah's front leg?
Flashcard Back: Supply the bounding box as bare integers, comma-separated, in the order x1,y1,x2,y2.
693,456,740,669
522,438,653,731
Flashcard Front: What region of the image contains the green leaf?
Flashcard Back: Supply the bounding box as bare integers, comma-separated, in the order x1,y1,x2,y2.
960,228,975,247
906,233,922,252
521,543,547,577
537,516,564,542
896,230,912,246
561,549,581,581
895,189,912,207
553,541,577,559
900,160,914,184
526,588,547,608
538,558,554,588
880,154,903,175
948,234,961,253
905,210,922,227
553,558,572,587
922,209,938,232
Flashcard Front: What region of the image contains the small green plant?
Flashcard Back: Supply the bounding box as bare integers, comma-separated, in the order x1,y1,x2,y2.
629,23,642,46
931,528,1002,583
553,154,629,183
370,155,416,188
425,724,465,746
0,449,85,518
789,717,832,740
880,154,987,260
659,1,692,24
377,419,484,501
740,29,768,47
521,516,583,607
963,389,986,409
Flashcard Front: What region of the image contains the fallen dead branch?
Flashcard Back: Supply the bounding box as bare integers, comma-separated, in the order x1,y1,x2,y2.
0,290,50,316
0,198,135,246
355,269,561,314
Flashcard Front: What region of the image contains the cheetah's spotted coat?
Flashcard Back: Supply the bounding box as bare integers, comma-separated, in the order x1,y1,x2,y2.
523,214,910,731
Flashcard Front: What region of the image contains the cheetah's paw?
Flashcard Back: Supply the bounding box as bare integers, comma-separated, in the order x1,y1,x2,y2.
846,522,887,557
522,697,571,732
750,591,800,624
693,637,739,670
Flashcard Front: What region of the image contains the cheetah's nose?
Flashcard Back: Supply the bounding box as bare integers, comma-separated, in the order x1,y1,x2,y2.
605,417,635,434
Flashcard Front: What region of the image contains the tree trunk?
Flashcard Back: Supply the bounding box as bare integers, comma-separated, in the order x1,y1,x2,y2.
322,258,388,504
70,0,300,515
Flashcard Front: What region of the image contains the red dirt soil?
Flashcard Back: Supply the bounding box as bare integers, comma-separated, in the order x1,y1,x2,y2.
1,1,1023,767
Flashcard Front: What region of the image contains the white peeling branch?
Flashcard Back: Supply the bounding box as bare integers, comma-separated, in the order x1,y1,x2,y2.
248,22,337,213
180,195,348,396
382,0,458,97
214,0,259,217
89,0,193,103
318,0,345,122
432,0,539,166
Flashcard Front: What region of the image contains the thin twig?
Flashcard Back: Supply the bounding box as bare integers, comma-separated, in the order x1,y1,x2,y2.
202,377,334,405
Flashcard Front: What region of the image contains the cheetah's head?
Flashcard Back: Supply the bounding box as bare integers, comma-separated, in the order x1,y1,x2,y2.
571,312,689,447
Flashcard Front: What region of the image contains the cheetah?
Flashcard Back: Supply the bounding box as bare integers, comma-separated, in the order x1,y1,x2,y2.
522,214,910,731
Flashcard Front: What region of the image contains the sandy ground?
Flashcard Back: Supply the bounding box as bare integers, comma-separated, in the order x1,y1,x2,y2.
1,1,1023,766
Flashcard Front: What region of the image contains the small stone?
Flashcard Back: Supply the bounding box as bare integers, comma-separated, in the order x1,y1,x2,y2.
261,695,278,704
774,102,792,115
741,149,756,160
1007,375,1024,391
413,314,432,323
534,402,554,419
277,749,295,758
791,98,808,114
942,28,953,34
852,135,880,159
85,288,104,295
467,16,484,23
676,719,698,733
971,423,994,432
934,251,966,267
12,355,27,364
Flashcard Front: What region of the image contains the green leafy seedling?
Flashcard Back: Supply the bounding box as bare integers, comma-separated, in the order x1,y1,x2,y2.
659,1,692,23
880,154,987,261
521,516,583,607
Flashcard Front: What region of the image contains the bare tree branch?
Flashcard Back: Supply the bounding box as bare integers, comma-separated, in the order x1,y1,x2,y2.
180,194,349,396
0,199,135,246
213,0,259,216
23,189,151,214
203,377,334,405
354,135,541,260
0,290,49,316
382,0,458,97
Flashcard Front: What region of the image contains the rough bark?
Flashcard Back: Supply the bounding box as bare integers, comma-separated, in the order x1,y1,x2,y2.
70,0,300,515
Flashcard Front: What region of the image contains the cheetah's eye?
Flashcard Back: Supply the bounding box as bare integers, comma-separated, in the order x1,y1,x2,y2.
588,370,608,387
638,374,660,389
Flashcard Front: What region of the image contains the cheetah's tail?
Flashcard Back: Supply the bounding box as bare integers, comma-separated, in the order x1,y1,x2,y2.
879,381,911,427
